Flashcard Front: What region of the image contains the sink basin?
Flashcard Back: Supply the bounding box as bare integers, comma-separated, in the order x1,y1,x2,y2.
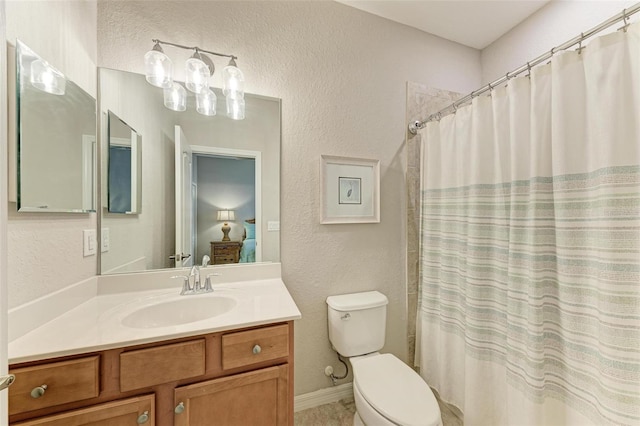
121,296,237,329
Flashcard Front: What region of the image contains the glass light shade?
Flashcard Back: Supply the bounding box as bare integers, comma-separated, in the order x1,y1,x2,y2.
185,57,210,93
30,59,66,95
222,64,245,99
217,210,235,221
163,83,187,112
196,88,217,116
144,49,173,89
226,97,245,120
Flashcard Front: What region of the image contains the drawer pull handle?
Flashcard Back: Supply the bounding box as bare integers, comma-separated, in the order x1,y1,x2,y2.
175,402,185,414
252,344,262,355
30,384,47,399
137,411,150,424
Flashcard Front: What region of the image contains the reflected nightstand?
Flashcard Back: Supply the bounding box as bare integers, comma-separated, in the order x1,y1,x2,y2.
210,241,243,264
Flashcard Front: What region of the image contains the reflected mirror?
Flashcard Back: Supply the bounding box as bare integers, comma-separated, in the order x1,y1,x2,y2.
108,111,141,214
16,40,96,212
99,68,280,275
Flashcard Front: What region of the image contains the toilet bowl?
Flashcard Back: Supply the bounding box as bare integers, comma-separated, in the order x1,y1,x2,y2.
350,353,442,426
326,291,443,426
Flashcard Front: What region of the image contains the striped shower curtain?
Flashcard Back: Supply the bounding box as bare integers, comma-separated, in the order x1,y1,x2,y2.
416,22,639,426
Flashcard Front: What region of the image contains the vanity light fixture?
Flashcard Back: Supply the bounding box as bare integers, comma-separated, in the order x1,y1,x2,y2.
164,82,187,112
144,39,245,119
30,59,66,95
226,97,245,120
197,88,217,116
143,40,172,89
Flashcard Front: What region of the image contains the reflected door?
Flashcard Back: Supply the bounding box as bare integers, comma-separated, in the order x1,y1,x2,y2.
174,125,194,268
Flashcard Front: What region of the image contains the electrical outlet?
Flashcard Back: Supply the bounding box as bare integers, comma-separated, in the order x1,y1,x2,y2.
267,221,280,231
101,228,110,253
83,229,97,257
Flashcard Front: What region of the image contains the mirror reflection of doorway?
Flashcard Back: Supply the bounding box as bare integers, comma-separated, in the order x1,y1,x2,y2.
193,153,257,265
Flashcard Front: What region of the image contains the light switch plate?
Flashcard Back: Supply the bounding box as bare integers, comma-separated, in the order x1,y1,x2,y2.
101,228,110,253
267,221,280,231
83,229,97,257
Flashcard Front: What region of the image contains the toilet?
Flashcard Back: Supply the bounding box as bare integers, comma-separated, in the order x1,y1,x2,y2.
327,291,442,426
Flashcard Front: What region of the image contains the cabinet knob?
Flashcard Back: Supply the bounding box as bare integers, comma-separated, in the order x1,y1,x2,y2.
175,402,185,414
252,344,262,355
137,411,150,424
30,384,47,399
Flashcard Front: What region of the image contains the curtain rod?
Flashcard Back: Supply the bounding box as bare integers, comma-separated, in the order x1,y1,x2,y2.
408,2,640,135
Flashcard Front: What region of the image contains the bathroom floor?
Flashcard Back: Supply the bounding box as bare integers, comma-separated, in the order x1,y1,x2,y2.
294,394,463,425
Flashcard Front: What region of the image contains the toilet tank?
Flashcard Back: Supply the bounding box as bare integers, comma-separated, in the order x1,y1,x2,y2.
326,291,388,357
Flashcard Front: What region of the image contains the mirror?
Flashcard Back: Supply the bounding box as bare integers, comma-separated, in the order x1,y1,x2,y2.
16,40,96,212
108,111,142,214
99,68,280,275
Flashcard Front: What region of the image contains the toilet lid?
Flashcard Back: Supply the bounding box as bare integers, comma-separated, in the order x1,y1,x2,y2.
353,354,441,426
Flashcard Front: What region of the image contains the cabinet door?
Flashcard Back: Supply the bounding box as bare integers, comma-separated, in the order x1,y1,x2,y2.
13,394,154,426
174,365,288,426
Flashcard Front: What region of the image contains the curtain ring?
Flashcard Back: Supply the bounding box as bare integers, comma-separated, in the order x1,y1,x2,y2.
526,62,532,78
623,9,629,32
436,112,442,121
577,33,584,54
452,103,458,113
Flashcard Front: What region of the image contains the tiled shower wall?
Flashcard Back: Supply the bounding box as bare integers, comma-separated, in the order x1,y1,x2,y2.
406,82,462,366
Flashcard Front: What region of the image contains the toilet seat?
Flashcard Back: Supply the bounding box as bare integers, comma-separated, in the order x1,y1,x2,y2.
351,353,442,426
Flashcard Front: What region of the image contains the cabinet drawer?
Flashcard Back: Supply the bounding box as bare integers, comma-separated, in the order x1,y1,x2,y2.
9,356,100,416
120,339,205,392
214,255,235,264
216,246,235,255
13,394,155,426
222,324,289,370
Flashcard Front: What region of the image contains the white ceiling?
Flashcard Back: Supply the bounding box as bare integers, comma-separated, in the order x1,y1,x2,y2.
336,0,551,49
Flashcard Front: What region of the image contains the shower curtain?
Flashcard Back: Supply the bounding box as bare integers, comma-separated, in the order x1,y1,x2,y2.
416,23,639,426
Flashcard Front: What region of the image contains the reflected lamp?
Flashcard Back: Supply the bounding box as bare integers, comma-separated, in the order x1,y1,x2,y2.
217,210,236,242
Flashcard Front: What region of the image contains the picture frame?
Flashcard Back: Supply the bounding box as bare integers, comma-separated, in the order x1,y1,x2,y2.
320,155,380,224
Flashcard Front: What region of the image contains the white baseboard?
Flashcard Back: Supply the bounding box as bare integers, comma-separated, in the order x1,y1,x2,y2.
294,382,354,412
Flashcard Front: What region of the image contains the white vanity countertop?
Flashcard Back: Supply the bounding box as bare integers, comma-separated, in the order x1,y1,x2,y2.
9,277,301,364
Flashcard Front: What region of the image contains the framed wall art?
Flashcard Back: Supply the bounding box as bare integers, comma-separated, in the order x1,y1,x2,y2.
320,155,380,224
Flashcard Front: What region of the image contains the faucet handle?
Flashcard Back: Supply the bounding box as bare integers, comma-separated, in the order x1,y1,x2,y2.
204,273,220,292
171,275,192,295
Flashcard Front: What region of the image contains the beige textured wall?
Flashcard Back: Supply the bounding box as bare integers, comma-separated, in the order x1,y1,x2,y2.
96,0,481,395
481,0,637,83
6,0,97,308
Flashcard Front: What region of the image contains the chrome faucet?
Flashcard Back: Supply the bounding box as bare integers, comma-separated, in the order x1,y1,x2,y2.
172,256,216,295
190,264,202,292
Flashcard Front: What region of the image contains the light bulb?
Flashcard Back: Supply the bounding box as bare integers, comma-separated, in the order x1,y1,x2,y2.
164,83,186,112
30,59,66,95
222,59,245,99
226,97,245,120
144,42,173,88
185,55,210,93
196,88,217,116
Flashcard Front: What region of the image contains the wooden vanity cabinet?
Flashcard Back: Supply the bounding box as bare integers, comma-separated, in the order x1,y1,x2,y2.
13,394,155,426
173,365,289,426
9,321,294,426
